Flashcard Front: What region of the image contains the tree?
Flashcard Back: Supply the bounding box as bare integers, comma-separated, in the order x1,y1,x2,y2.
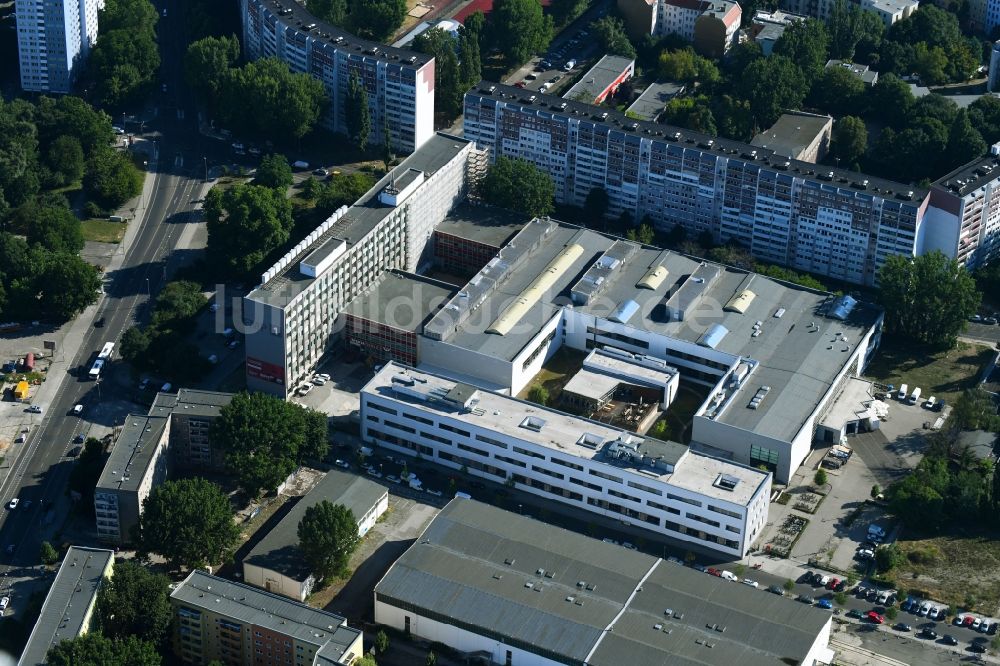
871,484,882,499
213,392,328,496
626,223,655,245
809,66,865,117
219,58,327,142
885,606,898,620
94,560,173,646
36,254,102,320
309,0,348,26
783,578,795,591
413,28,463,118
584,187,610,224
591,16,635,59
346,69,372,152
944,110,986,172
184,35,240,105
426,652,437,666
87,5,161,108
152,281,208,330
374,629,390,655
46,135,85,186
11,198,84,254
874,543,905,573
737,56,808,129
662,96,717,136
350,0,407,41
528,385,549,405
658,48,698,82
298,501,360,580
773,19,830,83
47,634,160,666
968,95,1000,145
481,157,554,217
39,541,58,565
830,116,867,168
139,477,239,569
814,469,828,487
878,251,980,346
316,171,377,215
120,326,151,363
458,26,482,92
84,146,144,209
205,182,294,277
869,74,914,128
33,96,115,155
255,154,294,191
488,0,553,66
68,438,105,518
356,655,378,666
550,0,587,26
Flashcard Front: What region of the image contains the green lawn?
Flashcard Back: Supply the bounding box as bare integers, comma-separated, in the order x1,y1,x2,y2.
81,218,126,243
864,339,994,403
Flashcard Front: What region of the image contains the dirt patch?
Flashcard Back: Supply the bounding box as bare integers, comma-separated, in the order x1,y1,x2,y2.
895,530,1000,613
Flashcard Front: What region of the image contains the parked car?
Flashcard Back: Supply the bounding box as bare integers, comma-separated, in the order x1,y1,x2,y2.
706,567,721,577
971,642,987,653
941,635,958,645
7,499,17,510
817,575,831,587
26,405,41,414
334,459,350,469
72,404,84,415
919,628,937,639
741,578,759,588
426,488,443,497
767,585,784,596
68,446,82,457
867,611,885,624
826,577,840,590
796,595,815,604
386,475,401,484
893,623,911,632
817,598,833,609
313,168,329,177
973,618,983,631
0,597,9,612
800,571,816,584
720,571,738,582
919,602,931,616
365,467,382,479
847,609,864,619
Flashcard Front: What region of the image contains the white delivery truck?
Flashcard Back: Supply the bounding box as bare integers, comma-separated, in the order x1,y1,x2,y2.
908,387,921,405
897,383,908,401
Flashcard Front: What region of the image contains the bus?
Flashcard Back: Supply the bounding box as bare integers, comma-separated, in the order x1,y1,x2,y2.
88,342,115,380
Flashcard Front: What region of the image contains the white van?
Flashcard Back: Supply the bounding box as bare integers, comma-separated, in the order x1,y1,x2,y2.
908,387,921,404
924,396,937,409
897,383,908,400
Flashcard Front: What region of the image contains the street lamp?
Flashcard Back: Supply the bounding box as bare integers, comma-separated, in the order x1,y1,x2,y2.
146,278,150,297
203,156,208,182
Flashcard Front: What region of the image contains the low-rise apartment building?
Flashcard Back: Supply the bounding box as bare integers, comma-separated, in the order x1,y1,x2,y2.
562,55,635,105
618,0,741,56
18,547,114,666
362,362,771,557
242,133,484,397
240,0,434,152
170,571,363,665
463,82,929,286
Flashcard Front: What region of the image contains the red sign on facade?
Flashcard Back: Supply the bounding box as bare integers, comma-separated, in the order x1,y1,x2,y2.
246,357,285,385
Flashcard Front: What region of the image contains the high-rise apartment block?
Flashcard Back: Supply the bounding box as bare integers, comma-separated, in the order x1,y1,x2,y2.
926,148,1000,270
16,0,103,93
242,133,486,396
463,83,927,286
240,0,434,153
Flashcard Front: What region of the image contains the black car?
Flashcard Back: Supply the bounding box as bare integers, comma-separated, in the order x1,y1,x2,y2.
920,629,938,640
941,635,958,646
796,595,815,604
893,623,912,632
94,317,105,328
767,585,784,596
834,580,847,592
846,609,864,619
970,643,987,653
68,446,82,457
934,399,946,412
73,434,84,444
800,571,816,584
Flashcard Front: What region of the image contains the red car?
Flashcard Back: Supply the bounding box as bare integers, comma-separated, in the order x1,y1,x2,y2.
964,616,976,627
514,82,526,89
827,577,840,590
706,567,722,577
867,611,885,624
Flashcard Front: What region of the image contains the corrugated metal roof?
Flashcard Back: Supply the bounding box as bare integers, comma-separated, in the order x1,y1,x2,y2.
376,501,830,665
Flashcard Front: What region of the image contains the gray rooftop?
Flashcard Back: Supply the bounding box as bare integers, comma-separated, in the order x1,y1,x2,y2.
19,547,113,666
344,270,457,333
96,415,169,493
376,500,831,666
825,60,878,85
751,112,831,160
562,55,635,103
248,133,471,308
470,81,928,198
256,0,426,66
367,363,769,503
244,470,387,582
171,570,361,660
433,202,528,248
419,219,882,444
148,388,233,419
933,152,1000,198
624,81,685,121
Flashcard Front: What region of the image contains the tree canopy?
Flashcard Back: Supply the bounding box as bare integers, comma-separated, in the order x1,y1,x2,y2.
205,182,294,278
346,69,372,151
830,116,867,168
219,58,328,142
86,0,161,108
487,0,553,66
316,171,376,216
47,634,160,666
591,16,636,59
481,157,554,217
212,392,329,496
737,56,808,129
255,154,294,191
94,560,173,647
413,29,464,119
83,145,144,209
184,35,241,109
139,477,240,569
298,501,360,580
773,19,830,83
877,250,980,347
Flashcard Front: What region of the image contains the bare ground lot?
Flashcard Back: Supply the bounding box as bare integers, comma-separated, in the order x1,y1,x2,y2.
896,530,1000,615
864,340,995,403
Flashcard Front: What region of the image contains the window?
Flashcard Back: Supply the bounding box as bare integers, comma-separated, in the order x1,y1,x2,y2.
667,493,702,507
369,403,397,416
589,469,623,483
750,444,779,466
627,480,662,496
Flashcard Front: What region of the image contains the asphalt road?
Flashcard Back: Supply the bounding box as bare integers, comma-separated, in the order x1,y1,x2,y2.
0,0,215,604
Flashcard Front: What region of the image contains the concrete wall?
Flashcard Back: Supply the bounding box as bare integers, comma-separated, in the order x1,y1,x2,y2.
242,563,311,602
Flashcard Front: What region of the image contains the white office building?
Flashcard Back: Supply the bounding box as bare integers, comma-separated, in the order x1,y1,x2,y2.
242,133,486,396
241,0,434,152
16,0,102,93
362,362,771,557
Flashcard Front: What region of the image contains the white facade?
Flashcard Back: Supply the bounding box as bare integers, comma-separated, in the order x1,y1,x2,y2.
240,0,434,152
243,135,481,396
16,0,102,93
990,41,1000,93
860,0,918,25
464,84,928,287
361,363,771,557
